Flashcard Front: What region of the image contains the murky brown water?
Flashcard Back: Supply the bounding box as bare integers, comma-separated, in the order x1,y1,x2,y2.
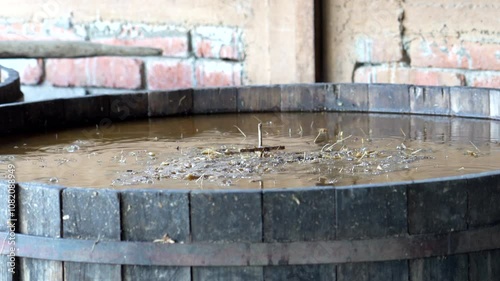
0,113,499,190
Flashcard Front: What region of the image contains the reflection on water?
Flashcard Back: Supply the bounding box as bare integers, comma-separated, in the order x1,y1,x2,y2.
0,112,499,190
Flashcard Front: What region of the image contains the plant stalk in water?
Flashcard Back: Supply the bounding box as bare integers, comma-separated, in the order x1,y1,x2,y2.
258,123,263,147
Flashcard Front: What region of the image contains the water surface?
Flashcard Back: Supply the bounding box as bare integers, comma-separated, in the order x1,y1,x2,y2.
0,112,498,190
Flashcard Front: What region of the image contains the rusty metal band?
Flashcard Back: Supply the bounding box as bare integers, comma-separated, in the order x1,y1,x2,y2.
1,225,499,266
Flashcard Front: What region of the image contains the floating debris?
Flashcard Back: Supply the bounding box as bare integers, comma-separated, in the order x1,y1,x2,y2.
239,146,285,153
314,128,329,144
64,144,80,153
465,150,479,157
184,173,200,181
233,125,247,138
121,132,435,188
153,234,176,244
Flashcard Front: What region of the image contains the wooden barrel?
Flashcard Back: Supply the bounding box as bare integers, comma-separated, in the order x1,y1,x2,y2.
0,66,22,105
1,81,499,280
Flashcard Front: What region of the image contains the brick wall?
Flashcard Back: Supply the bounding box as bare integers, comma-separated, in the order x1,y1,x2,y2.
352,39,499,88
323,0,500,89
2,1,498,96
0,20,244,101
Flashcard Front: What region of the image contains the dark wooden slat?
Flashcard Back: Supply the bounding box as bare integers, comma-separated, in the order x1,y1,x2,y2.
338,260,408,281
263,188,336,243
450,87,490,118
264,265,336,281
263,188,336,279
0,103,25,135
63,95,110,126
409,255,468,281
237,85,281,112
23,99,66,130
192,87,237,114
368,84,411,113
336,184,409,279
469,249,500,281
0,180,15,281
408,178,467,235
109,93,149,121
192,267,263,280
326,83,369,112
410,86,450,116
336,184,408,240
467,173,500,228
281,84,327,112
148,89,193,117
190,190,263,280
62,188,121,280
18,183,63,281
121,190,190,281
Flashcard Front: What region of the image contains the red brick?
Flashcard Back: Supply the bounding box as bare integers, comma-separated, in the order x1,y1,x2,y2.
195,60,242,87
0,59,43,85
0,22,82,41
354,65,465,86
146,59,193,90
92,57,143,89
192,26,244,61
468,73,500,89
46,58,85,86
232,66,242,87
196,40,212,58
463,42,500,71
93,37,188,57
219,45,242,61
195,39,244,61
46,57,143,89
410,39,500,71
409,69,465,87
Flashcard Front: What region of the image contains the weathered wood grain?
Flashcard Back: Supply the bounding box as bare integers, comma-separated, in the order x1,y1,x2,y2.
121,190,190,281
18,183,63,281
0,180,15,281
0,41,162,58
62,188,121,281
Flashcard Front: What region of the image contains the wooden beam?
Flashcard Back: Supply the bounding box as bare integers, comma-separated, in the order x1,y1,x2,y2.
0,40,162,58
